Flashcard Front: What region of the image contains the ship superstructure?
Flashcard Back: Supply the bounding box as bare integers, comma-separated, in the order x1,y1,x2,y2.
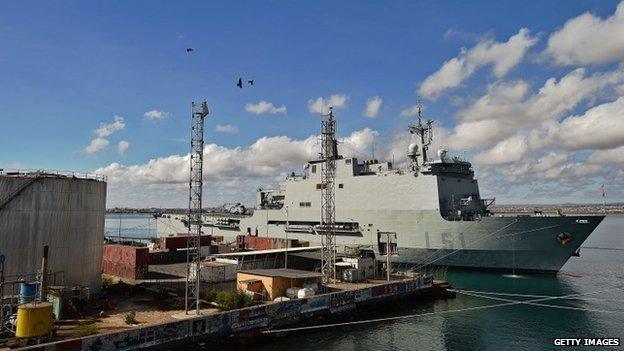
157,108,604,273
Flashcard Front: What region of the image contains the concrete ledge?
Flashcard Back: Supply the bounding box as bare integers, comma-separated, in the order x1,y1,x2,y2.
17,276,444,351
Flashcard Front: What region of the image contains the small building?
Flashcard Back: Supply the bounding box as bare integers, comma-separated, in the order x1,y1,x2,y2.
236,268,323,301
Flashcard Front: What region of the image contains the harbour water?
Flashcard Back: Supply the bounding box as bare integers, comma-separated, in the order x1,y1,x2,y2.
105,214,624,350
104,213,158,239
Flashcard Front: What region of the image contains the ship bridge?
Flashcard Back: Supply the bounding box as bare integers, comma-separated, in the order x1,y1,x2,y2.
425,156,495,221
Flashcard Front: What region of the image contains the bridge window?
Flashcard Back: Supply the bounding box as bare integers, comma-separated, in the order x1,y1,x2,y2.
338,184,344,189
299,202,311,207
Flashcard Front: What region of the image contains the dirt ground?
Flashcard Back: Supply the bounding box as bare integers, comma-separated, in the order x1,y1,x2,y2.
56,292,219,337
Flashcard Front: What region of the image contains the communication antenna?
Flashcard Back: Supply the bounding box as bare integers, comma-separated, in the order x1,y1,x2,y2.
371,139,375,160
185,100,209,315
320,107,337,284
408,99,433,164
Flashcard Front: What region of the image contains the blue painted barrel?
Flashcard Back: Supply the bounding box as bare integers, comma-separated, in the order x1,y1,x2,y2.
19,282,38,304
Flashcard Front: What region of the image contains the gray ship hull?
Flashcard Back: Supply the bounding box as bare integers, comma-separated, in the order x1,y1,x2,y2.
391,214,604,273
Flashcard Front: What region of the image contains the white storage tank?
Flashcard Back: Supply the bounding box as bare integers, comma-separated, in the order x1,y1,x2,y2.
0,171,107,292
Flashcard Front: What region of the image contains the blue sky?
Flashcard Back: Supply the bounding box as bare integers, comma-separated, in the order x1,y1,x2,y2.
2,1,624,207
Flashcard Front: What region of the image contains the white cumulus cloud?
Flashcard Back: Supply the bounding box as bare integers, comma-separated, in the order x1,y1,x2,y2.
554,96,624,150
308,94,348,114
473,135,528,165
588,146,624,164
144,110,169,120
118,140,130,155
363,96,383,118
215,124,238,134
447,68,624,150
419,28,537,99
545,2,624,65
96,128,378,206
94,116,125,137
84,138,109,155
244,101,287,115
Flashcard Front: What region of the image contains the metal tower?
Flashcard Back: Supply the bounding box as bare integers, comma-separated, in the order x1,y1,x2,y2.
320,107,337,284
185,100,209,315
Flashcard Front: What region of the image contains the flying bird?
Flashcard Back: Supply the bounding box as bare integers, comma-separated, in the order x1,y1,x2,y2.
236,78,243,89
186,48,193,53
247,80,254,86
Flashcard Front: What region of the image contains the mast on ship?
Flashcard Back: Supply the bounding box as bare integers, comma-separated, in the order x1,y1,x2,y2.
407,102,433,172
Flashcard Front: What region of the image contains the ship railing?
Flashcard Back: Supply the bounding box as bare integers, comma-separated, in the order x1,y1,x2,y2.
0,168,107,182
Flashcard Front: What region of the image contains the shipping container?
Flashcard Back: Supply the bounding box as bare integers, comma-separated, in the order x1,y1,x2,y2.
102,244,149,266
236,235,303,250
159,235,212,250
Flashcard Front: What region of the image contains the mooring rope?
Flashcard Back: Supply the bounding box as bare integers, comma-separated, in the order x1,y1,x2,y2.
262,285,623,334
448,289,622,301
453,289,624,314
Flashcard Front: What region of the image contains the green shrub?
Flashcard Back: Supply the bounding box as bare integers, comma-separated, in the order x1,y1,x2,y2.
73,322,99,337
200,288,219,302
124,311,137,325
215,290,254,311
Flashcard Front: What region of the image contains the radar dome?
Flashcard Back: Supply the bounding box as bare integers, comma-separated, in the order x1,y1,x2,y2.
437,149,448,162
408,143,418,155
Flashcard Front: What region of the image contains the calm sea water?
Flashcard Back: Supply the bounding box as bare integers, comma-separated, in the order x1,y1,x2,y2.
106,214,624,350
104,213,158,238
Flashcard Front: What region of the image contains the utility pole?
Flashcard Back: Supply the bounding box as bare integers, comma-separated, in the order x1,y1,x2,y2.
284,205,289,269
386,242,391,282
185,100,209,315
39,245,48,301
320,107,337,284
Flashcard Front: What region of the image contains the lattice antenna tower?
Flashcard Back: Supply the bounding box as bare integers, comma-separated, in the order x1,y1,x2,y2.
320,107,337,284
185,100,209,315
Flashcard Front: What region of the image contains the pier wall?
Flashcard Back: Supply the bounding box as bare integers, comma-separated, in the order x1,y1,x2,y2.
18,277,433,351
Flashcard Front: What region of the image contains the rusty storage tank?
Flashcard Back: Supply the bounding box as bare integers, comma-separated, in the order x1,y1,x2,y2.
0,171,107,292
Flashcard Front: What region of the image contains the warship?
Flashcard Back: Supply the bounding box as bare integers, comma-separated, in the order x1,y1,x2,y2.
157,107,604,273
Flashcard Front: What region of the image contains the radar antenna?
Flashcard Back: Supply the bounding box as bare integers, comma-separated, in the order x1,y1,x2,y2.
408,99,434,164
185,100,209,315
320,107,337,284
